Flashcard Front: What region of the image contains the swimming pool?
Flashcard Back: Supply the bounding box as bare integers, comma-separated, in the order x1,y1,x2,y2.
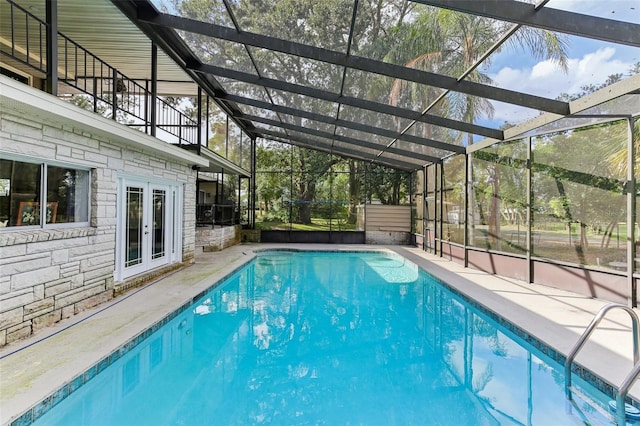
25,250,617,425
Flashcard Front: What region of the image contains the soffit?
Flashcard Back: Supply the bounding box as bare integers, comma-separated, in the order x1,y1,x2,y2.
3,0,197,96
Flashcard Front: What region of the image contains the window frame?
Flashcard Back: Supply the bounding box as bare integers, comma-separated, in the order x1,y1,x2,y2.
0,153,92,230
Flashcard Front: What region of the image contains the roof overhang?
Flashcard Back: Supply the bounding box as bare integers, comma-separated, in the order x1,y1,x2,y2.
0,75,209,169
183,145,251,177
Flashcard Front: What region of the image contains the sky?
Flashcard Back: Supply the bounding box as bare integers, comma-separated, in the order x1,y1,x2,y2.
480,0,640,126
149,0,639,131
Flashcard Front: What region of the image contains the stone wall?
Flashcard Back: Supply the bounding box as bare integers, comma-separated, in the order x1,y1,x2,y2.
196,225,242,251
0,97,197,346
365,230,411,245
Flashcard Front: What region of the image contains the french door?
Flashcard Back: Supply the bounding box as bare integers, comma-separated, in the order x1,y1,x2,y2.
116,177,182,281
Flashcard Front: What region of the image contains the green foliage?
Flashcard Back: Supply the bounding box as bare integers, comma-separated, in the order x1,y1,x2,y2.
367,164,410,205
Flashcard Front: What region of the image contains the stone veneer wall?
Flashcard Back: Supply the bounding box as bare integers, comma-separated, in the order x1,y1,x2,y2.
365,230,411,245
0,107,197,346
196,225,242,251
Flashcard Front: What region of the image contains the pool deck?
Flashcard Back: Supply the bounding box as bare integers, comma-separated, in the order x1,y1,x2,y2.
1,243,639,424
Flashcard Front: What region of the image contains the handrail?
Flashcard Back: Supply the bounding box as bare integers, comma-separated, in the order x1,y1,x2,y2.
564,303,640,425
616,361,640,426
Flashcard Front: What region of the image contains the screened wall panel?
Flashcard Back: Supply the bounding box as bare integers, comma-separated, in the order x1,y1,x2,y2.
227,120,242,165
207,103,227,155
412,169,425,237
633,119,640,273
442,154,465,245
532,120,627,268
240,134,252,172
254,141,409,231
470,140,528,253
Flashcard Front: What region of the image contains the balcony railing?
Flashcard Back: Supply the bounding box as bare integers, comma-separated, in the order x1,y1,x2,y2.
1,0,198,146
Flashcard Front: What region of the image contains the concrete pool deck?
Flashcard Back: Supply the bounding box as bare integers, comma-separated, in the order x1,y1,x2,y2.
1,243,638,424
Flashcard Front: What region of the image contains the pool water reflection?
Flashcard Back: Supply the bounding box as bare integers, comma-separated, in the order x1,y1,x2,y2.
33,251,613,425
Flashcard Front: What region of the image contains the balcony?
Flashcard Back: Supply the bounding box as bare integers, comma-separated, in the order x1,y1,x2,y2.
1,0,198,146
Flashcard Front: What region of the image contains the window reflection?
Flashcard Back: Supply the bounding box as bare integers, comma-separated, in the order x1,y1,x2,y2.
0,159,89,229
0,159,41,227
47,165,90,224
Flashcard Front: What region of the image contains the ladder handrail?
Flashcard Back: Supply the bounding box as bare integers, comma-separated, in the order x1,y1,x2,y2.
616,361,640,426
564,303,640,396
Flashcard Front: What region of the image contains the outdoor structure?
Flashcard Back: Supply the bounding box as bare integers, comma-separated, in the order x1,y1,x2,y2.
358,204,412,245
0,0,639,345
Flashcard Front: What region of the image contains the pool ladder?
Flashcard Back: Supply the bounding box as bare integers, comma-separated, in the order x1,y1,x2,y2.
564,303,640,426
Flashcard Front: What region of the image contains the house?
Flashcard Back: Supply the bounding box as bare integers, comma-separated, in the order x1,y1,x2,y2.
0,0,251,345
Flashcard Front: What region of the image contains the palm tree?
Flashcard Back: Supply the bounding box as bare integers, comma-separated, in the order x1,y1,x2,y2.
386,7,568,145
382,7,568,248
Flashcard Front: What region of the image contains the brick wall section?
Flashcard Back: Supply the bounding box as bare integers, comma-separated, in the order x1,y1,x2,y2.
0,108,196,346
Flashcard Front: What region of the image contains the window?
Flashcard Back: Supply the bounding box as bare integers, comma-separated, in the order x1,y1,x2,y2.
0,158,90,229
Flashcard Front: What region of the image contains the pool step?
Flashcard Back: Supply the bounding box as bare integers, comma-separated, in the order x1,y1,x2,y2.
566,385,615,425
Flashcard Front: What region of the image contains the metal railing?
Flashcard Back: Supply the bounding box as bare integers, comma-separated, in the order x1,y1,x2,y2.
196,204,237,227
1,0,198,146
564,303,640,425
0,0,45,72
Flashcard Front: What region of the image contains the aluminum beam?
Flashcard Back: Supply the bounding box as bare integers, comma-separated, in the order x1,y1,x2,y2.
45,0,58,96
139,11,570,115
241,114,441,163
415,0,640,47
110,0,260,140
190,63,504,139
469,73,640,153
258,130,421,171
225,94,465,154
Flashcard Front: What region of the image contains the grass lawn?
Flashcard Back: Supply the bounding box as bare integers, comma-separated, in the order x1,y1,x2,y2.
257,218,357,231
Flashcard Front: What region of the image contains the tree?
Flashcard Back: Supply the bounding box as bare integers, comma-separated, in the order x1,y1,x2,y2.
379,7,568,247
255,140,291,221
347,159,363,224
367,164,409,205
291,148,342,224
548,64,640,252
531,123,626,259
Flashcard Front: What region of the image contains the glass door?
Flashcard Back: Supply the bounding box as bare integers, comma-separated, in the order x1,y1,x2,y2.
125,185,145,270
150,187,168,267
118,178,179,281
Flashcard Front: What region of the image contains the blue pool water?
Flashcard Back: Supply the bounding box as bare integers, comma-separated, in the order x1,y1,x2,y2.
31,251,616,425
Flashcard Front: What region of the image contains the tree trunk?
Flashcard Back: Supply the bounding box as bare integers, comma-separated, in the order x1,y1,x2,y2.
488,164,501,250
348,160,360,224
295,180,315,224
